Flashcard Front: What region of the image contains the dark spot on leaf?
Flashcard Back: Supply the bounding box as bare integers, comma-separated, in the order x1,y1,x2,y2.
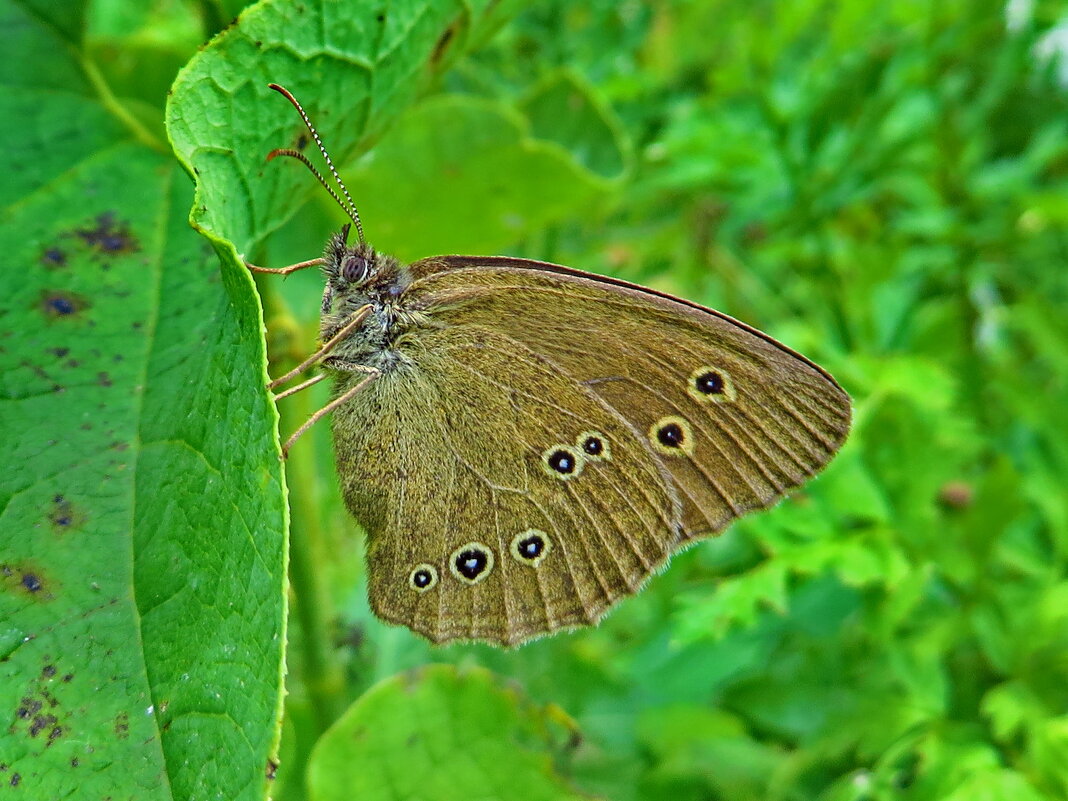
40,290,89,319
47,725,64,744
338,623,364,650
296,133,308,150
70,757,79,768
10,774,19,787
41,665,56,678
131,321,142,330
30,713,57,737
75,213,139,255
115,711,129,738
566,728,583,750
62,674,73,683
266,760,277,780
3,564,54,599
41,247,66,268
48,347,69,358
17,698,41,719
743,221,767,243
21,360,52,382
49,495,82,531
97,372,112,387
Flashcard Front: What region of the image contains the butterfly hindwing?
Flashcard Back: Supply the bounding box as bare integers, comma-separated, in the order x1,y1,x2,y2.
407,256,851,539
330,325,681,645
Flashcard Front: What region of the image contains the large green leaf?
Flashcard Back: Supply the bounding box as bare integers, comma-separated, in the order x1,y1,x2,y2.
0,2,285,800
337,92,622,261
166,0,510,253
308,664,590,801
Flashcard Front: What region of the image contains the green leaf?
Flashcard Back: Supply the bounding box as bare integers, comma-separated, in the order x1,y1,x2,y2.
307,665,590,801
86,0,204,115
338,93,621,261
636,705,781,800
1033,716,1068,799
943,769,1046,801
673,560,789,641
166,0,508,252
982,680,1044,741
519,69,631,181
0,2,285,800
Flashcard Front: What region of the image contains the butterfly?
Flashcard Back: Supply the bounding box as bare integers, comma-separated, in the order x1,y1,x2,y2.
250,84,851,646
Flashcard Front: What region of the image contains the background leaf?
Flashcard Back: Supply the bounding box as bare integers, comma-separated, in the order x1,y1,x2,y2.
338,92,624,260
307,664,589,801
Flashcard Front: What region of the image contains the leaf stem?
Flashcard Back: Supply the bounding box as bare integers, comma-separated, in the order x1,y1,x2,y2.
79,53,165,152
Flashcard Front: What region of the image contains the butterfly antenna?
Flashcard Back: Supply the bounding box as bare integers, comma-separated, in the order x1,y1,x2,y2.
266,148,356,230
267,83,365,245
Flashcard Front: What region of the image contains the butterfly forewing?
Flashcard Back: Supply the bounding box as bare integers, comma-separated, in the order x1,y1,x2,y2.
407,256,851,539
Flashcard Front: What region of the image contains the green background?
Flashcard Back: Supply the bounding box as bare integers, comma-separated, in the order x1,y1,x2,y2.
2,1,1066,799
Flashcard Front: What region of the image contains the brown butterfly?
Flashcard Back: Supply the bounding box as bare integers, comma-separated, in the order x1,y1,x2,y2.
251,84,851,646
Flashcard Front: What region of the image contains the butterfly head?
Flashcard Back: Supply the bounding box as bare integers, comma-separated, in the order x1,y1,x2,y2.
264,84,413,370
318,224,415,373
322,223,407,298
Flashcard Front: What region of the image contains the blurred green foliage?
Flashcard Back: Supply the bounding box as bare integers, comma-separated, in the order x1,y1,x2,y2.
269,2,1068,799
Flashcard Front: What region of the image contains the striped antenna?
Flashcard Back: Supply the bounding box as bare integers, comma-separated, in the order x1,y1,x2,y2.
266,83,365,244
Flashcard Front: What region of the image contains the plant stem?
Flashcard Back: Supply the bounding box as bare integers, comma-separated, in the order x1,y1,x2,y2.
79,54,164,152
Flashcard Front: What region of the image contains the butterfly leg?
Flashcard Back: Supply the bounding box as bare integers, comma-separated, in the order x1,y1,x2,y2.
273,372,328,401
245,257,324,276
267,304,372,390
281,369,378,457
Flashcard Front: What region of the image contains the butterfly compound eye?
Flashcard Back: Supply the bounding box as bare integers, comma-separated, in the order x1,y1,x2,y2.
341,253,370,283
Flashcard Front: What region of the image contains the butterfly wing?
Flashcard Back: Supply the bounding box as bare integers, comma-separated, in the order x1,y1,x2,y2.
333,255,850,646
330,324,682,646
405,255,851,539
